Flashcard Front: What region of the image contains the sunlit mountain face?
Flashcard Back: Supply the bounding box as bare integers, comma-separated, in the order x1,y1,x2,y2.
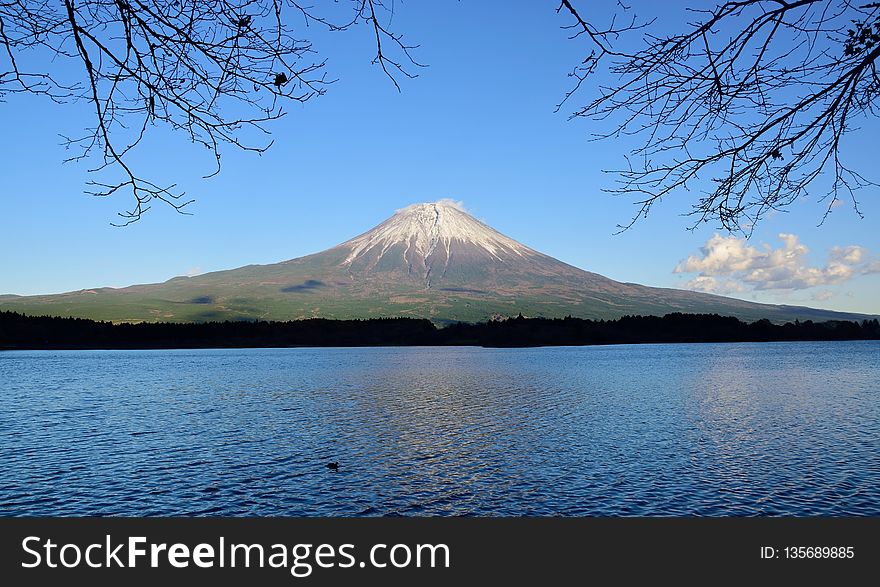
0,201,872,324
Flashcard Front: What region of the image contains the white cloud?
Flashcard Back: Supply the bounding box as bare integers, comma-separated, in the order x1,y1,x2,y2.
184,267,203,277
435,198,468,212
676,233,878,293
811,290,834,301
675,233,763,275
829,245,866,265
861,260,880,274
682,275,745,294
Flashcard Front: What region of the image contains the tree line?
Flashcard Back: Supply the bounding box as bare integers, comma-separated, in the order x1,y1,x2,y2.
1,311,877,349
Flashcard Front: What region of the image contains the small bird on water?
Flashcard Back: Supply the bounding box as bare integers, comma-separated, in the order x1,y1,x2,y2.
326,462,339,471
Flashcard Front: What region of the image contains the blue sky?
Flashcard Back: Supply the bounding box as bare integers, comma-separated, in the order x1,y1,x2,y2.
1,1,878,314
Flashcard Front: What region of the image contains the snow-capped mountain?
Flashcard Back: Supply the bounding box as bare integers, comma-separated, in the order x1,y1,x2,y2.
341,201,534,287
0,201,869,324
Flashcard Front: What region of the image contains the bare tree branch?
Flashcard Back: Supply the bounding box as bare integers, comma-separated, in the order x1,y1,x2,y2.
558,0,880,233
0,0,420,223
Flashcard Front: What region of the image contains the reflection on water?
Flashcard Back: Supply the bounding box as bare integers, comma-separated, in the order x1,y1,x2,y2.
0,342,877,516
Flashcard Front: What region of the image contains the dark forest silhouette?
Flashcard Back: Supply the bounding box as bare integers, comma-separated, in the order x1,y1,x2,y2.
2,311,877,350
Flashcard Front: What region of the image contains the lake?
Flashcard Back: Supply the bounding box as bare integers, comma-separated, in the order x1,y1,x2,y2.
1,342,878,516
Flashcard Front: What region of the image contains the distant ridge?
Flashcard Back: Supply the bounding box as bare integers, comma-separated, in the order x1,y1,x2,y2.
0,201,873,324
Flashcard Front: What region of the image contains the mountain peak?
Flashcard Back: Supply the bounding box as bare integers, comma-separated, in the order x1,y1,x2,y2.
404,199,466,212
339,201,534,285
2,200,868,325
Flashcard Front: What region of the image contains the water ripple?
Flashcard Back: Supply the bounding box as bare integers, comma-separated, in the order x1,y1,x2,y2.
0,342,878,516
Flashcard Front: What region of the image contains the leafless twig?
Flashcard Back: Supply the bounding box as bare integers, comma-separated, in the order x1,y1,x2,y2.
558,0,880,233
0,0,420,223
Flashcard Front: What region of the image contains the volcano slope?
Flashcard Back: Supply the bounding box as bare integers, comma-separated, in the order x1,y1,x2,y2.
1,202,870,324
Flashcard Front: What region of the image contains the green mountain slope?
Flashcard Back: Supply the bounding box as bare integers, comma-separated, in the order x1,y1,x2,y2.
1,202,872,324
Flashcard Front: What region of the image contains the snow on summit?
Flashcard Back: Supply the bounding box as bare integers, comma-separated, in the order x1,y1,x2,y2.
1,200,866,324
341,200,533,267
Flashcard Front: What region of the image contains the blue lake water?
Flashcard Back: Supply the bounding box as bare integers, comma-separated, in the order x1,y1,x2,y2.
0,342,878,516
